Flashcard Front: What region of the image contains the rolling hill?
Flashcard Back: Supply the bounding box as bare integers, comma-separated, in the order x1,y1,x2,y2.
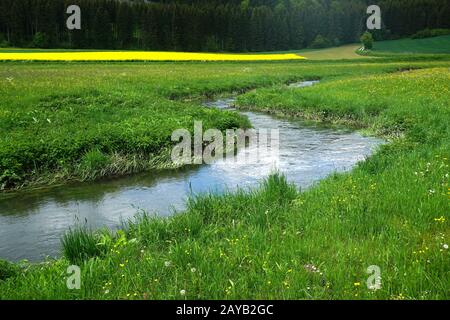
372,35,450,54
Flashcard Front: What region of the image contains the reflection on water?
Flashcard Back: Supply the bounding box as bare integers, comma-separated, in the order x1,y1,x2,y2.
288,80,320,88
0,82,383,262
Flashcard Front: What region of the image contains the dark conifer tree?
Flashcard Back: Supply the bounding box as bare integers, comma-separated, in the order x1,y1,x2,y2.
1,0,448,51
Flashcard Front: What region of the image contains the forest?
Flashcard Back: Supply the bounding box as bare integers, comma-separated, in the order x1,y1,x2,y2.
0,0,449,51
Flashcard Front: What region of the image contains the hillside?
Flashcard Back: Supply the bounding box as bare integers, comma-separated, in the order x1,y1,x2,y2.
372,35,450,54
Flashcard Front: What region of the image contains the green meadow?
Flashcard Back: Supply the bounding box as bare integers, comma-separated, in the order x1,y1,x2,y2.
2,57,450,190
0,52,449,299
372,35,450,54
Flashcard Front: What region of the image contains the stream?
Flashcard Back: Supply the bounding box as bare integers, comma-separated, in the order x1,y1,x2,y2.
0,81,383,262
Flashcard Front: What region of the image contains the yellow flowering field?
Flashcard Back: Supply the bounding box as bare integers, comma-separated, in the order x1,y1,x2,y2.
0,51,305,61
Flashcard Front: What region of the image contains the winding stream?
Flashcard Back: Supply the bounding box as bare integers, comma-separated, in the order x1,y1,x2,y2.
0,82,383,262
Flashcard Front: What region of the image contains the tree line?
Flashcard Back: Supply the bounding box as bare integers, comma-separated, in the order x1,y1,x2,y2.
0,0,449,51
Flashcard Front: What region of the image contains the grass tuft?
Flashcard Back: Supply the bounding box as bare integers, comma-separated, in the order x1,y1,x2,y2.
61,227,106,265
0,259,20,281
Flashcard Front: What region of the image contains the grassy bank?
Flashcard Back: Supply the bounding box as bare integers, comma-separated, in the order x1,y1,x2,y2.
0,87,248,190
2,58,450,191
236,68,449,138
0,60,448,299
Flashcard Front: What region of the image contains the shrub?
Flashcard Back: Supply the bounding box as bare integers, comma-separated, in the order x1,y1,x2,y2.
0,33,9,48
370,28,392,41
79,149,110,173
204,35,220,52
309,35,332,49
32,32,49,48
411,28,450,39
360,31,374,50
332,38,341,47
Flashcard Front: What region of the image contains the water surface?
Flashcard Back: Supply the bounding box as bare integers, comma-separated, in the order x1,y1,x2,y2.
0,82,383,262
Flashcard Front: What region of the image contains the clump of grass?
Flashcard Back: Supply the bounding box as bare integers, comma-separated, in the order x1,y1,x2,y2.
78,149,110,180
260,173,297,204
61,227,106,264
0,259,20,281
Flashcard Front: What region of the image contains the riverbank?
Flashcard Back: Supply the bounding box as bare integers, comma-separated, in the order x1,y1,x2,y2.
0,59,448,299
0,90,382,262
1,58,450,192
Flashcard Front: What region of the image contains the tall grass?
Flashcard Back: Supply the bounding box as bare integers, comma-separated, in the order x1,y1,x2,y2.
0,259,19,281
61,228,105,265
